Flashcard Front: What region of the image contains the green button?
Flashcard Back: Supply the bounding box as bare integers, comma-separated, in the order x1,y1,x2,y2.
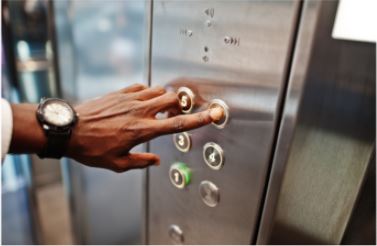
169,162,192,189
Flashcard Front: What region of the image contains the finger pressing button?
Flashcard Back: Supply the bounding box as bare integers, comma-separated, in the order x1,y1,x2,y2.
208,99,229,129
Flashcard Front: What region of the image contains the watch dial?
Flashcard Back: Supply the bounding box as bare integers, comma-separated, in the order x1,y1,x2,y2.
43,101,74,126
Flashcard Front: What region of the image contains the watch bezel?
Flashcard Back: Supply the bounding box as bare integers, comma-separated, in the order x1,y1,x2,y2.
37,98,78,132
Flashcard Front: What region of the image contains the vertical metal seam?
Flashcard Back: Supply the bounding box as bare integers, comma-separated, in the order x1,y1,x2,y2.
252,0,304,244
47,0,62,97
143,0,154,244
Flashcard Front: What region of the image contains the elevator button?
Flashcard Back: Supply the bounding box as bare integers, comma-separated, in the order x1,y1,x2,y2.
168,224,184,244
209,99,229,129
199,180,220,207
173,132,191,153
177,87,195,113
169,162,192,189
203,142,224,170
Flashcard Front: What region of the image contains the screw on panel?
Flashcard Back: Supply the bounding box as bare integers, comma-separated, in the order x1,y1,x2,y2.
224,36,231,44
202,56,209,62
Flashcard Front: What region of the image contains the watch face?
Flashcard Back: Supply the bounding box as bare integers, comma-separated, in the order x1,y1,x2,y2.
43,100,74,126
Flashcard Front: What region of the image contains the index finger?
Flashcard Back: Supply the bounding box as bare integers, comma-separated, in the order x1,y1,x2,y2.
151,107,223,136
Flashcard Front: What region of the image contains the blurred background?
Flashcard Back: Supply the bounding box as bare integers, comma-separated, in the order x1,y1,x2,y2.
2,0,149,244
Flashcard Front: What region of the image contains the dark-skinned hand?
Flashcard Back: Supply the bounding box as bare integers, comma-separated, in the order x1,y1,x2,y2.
64,84,223,172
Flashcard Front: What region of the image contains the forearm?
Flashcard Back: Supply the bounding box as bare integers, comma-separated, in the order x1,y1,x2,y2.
9,104,46,154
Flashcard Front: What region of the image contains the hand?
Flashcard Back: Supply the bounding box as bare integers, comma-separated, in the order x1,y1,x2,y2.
66,84,223,172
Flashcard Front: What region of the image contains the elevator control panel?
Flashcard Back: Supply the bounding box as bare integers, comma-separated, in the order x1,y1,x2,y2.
148,1,299,244
209,99,229,129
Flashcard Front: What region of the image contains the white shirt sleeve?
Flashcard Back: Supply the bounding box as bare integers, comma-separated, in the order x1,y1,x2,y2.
1,99,13,160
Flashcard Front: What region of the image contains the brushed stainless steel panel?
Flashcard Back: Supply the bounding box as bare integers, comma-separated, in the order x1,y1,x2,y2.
147,1,299,244
257,1,376,244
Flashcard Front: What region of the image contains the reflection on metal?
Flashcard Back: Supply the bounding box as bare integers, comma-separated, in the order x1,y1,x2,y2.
16,59,51,72
257,1,375,244
54,0,150,244
147,0,300,244
2,0,64,244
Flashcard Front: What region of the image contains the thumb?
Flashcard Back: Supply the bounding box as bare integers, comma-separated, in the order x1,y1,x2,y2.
122,152,160,170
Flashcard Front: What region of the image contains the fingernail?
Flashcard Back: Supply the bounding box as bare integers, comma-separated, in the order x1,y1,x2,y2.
209,107,224,122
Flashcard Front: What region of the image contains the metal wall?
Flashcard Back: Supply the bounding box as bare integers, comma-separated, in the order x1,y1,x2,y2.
147,1,300,244
54,1,151,244
257,1,375,244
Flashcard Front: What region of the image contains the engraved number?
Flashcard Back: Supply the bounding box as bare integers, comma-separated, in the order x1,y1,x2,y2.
178,135,185,146
180,95,188,107
174,172,180,183
209,151,216,163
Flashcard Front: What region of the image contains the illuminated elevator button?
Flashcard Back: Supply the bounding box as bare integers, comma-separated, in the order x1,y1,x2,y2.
169,224,184,244
209,99,229,129
199,180,220,207
173,132,191,153
177,87,195,113
203,142,224,170
169,162,192,189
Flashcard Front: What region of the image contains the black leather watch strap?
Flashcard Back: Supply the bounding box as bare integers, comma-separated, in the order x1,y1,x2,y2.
38,130,71,159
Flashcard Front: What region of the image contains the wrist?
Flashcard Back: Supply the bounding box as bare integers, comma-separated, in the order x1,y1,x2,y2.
9,103,47,154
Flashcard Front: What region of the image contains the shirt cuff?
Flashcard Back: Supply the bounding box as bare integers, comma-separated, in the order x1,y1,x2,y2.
1,99,13,159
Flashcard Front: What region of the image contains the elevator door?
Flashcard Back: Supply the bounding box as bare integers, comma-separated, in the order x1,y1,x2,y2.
147,1,300,244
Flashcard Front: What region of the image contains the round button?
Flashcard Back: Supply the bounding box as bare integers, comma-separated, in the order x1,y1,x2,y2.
199,180,220,207
208,99,229,129
168,224,184,244
177,87,195,113
203,142,224,170
169,162,192,189
173,132,191,153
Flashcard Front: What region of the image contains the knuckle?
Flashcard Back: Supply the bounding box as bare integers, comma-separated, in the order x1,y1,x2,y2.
125,101,139,113
115,93,127,103
112,158,131,173
112,167,124,173
134,83,146,89
111,164,126,173
173,117,185,131
166,91,178,101
197,112,208,125
154,85,166,94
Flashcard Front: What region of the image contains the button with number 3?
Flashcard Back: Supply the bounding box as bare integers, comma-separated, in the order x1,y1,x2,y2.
203,142,224,170
173,132,191,152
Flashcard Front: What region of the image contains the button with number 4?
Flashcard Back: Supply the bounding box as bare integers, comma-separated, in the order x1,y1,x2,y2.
169,162,192,189
203,142,224,170
173,132,191,153
177,87,195,113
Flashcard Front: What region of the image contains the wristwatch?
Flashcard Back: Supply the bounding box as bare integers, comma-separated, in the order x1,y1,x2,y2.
36,98,78,159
